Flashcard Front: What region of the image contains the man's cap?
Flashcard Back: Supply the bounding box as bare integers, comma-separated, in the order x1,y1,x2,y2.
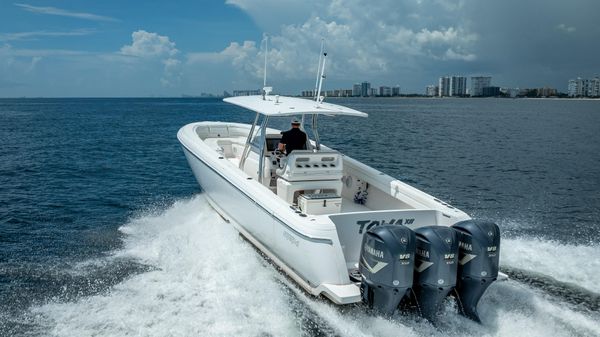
291,118,301,125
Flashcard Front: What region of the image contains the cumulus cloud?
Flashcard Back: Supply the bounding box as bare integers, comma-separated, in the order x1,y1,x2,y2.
220,0,600,92
121,30,178,58
120,30,181,87
220,0,479,89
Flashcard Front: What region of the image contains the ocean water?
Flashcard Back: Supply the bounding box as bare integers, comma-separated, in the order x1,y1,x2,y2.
0,97,599,336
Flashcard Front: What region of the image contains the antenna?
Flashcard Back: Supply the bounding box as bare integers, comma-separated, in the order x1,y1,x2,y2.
316,51,327,104
263,35,268,88
262,35,272,98
313,39,324,101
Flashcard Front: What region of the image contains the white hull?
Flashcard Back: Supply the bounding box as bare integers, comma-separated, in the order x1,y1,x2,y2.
178,121,472,304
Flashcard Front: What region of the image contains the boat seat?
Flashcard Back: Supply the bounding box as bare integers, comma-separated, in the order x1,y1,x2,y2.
216,139,234,158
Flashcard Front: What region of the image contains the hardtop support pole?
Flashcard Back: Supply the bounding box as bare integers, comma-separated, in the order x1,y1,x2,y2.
240,112,260,170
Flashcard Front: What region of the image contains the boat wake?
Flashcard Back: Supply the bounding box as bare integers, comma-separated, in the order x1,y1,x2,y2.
29,196,600,337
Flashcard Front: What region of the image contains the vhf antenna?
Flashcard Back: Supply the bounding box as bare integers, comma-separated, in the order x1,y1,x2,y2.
313,39,324,101
262,35,272,99
316,48,327,105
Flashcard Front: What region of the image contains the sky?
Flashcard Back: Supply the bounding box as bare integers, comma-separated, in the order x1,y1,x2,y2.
0,0,598,97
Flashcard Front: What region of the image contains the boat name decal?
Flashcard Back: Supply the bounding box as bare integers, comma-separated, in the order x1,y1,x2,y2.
364,244,384,259
458,241,472,251
416,248,429,259
356,218,415,234
283,231,299,247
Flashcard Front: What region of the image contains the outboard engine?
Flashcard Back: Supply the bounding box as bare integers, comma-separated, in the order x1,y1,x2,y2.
359,225,416,315
412,226,459,322
452,220,500,322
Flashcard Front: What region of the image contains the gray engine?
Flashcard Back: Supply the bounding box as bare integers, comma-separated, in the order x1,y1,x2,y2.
412,226,459,321
359,225,416,314
358,221,500,322
452,220,500,322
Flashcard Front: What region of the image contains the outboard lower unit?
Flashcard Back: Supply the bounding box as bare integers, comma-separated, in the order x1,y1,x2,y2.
452,220,501,322
412,226,459,322
359,225,416,315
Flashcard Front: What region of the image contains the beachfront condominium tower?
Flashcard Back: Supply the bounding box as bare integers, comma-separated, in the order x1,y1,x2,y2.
438,77,450,97
361,81,371,97
568,77,600,97
352,83,361,97
471,76,492,97
450,76,467,96
439,76,467,97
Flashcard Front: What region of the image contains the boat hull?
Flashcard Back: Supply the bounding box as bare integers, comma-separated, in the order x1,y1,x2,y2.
178,125,361,303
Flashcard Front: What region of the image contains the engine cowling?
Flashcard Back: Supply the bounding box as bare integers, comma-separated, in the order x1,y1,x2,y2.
359,225,416,315
452,220,500,322
412,226,459,322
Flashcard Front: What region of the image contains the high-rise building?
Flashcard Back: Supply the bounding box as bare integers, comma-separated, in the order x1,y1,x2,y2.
450,76,467,96
379,86,391,97
471,76,492,97
568,77,600,97
438,76,466,97
567,79,578,97
352,83,361,97
588,77,600,97
392,86,401,96
361,81,371,97
438,77,450,97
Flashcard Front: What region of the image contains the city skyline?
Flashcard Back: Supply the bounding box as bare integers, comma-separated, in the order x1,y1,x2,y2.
1,1,599,97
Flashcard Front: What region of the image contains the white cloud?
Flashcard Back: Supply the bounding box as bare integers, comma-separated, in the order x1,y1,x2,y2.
556,23,576,33
120,30,178,58
121,30,181,87
207,1,479,88
0,29,95,42
14,3,118,22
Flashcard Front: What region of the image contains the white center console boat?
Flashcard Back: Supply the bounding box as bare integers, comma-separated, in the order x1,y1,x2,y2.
178,93,504,322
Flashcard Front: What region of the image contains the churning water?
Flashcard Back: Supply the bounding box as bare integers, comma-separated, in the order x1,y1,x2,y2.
1,98,599,336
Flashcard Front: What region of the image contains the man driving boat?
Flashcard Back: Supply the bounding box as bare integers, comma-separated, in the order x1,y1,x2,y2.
278,118,307,155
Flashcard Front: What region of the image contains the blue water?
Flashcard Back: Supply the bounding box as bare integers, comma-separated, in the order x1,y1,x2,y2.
1,97,599,336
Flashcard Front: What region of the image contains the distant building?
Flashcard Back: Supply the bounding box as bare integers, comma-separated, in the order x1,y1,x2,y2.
361,81,371,97
370,88,378,97
568,77,599,97
438,77,450,97
233,89,261,96
392,86,401,96
352,84,361,97
426,85,438,97
588,77,600,97
482,86,501,97
567,79,579,97
438,76,466,97
471,76,492,97
450,76,467,96
379,86,391,97
501,87,519,98
536,87,558,97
